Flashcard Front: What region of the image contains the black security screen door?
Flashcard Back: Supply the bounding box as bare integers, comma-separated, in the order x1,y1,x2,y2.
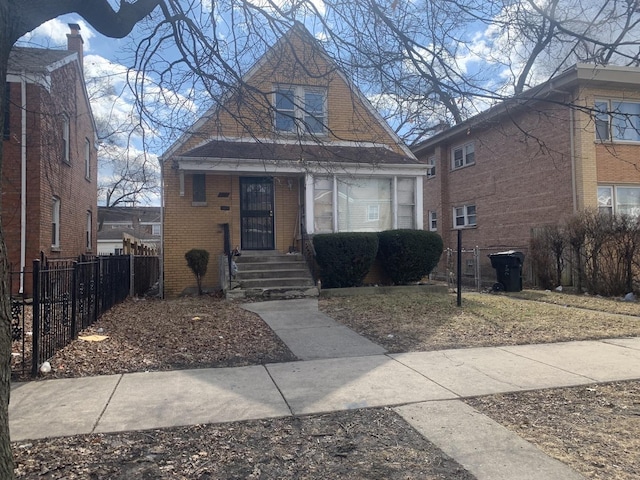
240,177,275,250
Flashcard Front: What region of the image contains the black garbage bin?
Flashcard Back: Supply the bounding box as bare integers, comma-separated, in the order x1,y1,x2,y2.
488,251,525,292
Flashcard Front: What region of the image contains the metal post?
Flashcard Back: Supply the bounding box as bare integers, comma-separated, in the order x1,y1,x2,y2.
457,229,462,307
31,259,40,376
130,254,135,297
71,261,78,339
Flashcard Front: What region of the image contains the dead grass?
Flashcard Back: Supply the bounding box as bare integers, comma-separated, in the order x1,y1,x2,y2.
319,290,640,352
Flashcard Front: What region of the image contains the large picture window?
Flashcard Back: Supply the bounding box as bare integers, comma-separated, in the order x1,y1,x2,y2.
312,176,417,233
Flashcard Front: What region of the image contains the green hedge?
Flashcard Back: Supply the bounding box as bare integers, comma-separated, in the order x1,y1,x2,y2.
377,229,443,284
313,233,378,288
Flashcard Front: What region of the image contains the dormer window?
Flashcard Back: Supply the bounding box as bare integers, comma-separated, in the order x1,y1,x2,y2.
275,85,326,135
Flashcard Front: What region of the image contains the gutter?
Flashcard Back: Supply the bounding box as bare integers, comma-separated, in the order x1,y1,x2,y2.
20,73,26,293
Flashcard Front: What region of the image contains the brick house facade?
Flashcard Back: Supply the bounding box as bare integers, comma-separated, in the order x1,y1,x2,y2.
412,64,640,284
3,25,97,293
161,25,425,296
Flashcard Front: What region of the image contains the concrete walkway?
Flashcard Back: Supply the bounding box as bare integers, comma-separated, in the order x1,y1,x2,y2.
9,298,640,479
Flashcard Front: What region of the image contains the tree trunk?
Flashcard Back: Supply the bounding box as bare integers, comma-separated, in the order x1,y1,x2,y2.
0,20,16,477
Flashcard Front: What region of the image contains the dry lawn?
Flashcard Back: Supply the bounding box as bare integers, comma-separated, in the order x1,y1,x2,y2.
11,289,640,479
319,290,640,352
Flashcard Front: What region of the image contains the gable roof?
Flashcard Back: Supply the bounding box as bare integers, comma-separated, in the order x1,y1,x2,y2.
8,47,76,75
98,206,161,224
160,23,415,161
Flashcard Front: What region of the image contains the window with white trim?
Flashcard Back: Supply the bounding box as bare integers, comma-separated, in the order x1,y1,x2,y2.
52,197,61,248
397,178,415,228
275,85,326,135
313,176,417,233
152,224,161,236
426,156,436,178
453,204,476,228
85,138,91,179
429,210,437,231
62,113,70,164
452,142,474,169
595,99,640,142
598,185,640,217
86,210,92,250
367,204,380,221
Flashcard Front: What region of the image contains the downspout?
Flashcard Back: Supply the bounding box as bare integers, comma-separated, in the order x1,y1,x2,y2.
569,107,577,213
19,74,27,293
159,158,164,298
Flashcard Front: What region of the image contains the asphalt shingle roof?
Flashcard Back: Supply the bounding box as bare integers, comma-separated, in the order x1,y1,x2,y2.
8,47,74,74
180,140,423,166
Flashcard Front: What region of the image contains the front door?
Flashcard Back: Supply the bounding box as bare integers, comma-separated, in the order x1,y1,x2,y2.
240,177,275,250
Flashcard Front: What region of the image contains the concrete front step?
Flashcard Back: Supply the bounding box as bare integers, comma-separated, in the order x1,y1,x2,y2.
236,254,305,264
239,277,315,288
227,285,319,300
225,251,315,300
236,268,311,280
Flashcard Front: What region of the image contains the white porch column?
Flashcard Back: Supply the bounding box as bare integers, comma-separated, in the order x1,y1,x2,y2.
304,173,315,234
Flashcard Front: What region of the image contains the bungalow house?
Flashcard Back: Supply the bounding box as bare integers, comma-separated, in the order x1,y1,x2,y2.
3,24,98,294
412,63,640,285
160,24,426,297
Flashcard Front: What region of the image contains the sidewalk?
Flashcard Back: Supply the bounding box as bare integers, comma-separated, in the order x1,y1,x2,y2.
9,298,640,479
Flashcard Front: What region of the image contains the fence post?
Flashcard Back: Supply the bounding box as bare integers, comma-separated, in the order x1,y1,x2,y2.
31,259,40,376
130,254,135,297
94,258,100,323
457,229,462,307
71,261,78,339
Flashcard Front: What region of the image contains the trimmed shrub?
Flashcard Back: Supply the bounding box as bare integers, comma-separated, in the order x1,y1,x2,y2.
377,229,443,284
185,249,210,295
313,233,378,288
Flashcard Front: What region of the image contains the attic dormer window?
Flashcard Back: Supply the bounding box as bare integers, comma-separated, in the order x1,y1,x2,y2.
274,85,326,135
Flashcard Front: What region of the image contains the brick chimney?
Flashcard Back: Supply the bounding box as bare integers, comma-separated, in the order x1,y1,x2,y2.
66,23,83,69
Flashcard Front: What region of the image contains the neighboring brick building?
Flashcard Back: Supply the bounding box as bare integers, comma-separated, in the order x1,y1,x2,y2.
3,24,97,293
161,24,425,296
412,63,640,284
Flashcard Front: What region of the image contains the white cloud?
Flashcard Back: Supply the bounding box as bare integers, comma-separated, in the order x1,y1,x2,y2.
20,18,96,51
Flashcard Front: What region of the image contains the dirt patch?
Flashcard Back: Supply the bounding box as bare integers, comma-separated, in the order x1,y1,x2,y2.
13,296,296,381
13,409,474,480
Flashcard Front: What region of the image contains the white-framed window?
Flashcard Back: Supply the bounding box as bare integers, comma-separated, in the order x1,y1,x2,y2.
152,224,161,236
86,210,92,250
52,197,61,248
275,85,326,135
452,142,475,169
313,176,418,233
367,204,380,221
62,113,70,164
453,204,476,228
426,156,436,178
598,185,640,217
85,138,91,179
397,177,415,228
429,210,437,231
595,99,640,142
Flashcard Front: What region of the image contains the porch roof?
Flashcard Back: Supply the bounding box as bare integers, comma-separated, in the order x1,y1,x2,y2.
176,139,423,166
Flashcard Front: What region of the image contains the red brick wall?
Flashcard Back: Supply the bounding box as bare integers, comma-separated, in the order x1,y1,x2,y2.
2,59,97,294
419,101,574,257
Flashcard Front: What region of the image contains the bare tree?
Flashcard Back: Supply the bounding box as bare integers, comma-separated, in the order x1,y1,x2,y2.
3,1,640,477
